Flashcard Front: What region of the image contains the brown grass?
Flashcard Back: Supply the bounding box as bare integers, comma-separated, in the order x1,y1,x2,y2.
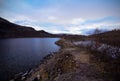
89,49,120,81
88,29,120,47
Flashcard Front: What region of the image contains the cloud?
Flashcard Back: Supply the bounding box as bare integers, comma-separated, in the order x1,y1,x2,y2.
10,16,120,35
48,16,57,21
71,18,85,24
1,0,120,22
0,0,120,34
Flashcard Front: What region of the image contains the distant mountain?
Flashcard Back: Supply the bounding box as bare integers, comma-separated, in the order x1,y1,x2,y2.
0,17,56,38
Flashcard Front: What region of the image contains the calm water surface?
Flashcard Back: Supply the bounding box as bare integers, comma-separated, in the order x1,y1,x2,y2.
0,38,60,81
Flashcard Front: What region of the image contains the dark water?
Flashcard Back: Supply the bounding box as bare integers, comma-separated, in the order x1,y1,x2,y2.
0,38,60,81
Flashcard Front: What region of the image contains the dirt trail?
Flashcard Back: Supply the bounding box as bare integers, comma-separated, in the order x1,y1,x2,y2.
63,47,90,64
55,40,104,81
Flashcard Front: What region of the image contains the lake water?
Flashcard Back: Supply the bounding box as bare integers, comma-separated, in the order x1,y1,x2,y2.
0,38,60,81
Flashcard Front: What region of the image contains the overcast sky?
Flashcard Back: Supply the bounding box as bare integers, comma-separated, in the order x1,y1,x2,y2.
0,0,120,34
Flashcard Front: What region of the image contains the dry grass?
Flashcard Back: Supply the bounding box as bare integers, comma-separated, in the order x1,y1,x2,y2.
89,49,120,81
88,29,120,47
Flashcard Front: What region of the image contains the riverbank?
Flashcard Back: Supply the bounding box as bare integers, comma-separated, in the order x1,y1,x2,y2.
11,38,119,81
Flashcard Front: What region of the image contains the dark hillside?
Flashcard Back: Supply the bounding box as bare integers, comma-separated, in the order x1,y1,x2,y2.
88,29,120,47
0,17,55,38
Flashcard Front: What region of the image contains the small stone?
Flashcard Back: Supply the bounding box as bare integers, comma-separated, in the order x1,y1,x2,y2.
31,77,38,81
21,76,26,80
22,72,28,77
15,72,23,77
72,60,75,63
37,74,41,80
66,55,69,58
28,70,34,75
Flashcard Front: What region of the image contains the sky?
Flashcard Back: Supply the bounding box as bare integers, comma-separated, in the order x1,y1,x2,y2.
0,0,120,35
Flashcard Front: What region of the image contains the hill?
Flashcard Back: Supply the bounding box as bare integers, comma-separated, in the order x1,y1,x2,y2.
88,29,120,47
0,17,55,38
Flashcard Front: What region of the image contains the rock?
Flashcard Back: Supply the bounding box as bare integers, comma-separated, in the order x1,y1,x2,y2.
22,72,28,77
28,69,34,75
66,55,69,58
30,77,38,81
15,72,23,77
21,76,26,80
37,74,41,80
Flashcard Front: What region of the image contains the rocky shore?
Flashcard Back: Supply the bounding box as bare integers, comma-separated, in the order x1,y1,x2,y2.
10,38,119,81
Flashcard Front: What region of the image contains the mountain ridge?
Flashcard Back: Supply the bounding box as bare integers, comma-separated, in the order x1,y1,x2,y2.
0,17,56,38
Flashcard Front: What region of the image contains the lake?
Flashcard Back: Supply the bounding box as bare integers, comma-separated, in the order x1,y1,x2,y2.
0,38,60,81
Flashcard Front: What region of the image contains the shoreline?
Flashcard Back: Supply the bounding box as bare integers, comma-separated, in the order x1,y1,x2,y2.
10,53,59,81
10,38,119,81
10,38,103,81
10,39,62,81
